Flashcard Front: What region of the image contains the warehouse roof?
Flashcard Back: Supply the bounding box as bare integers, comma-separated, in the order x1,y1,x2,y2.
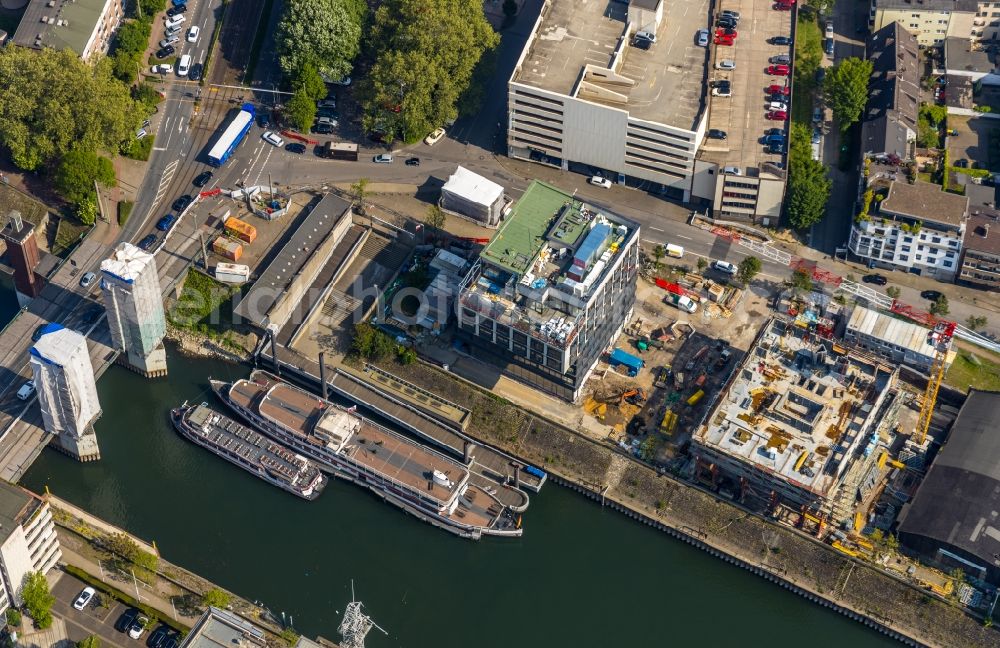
897,390,1000,570
441,167,503,208
846,306,937,359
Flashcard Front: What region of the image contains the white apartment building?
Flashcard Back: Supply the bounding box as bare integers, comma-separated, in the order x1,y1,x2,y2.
0,483,61,612
848,181,968,281
872,0,977,46
12,0,125,59
507,0,708,202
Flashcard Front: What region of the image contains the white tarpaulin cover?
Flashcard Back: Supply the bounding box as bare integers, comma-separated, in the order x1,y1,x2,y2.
30,325,101,437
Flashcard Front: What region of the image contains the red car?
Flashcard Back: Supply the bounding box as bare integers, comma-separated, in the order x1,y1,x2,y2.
715,35,735,45
767,64,790,76
715,28,738,38
773,2,792,9
767,84,790,95
766,110,788,121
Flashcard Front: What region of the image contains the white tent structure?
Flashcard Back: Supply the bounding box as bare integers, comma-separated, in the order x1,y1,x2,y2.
439,166,507,228
101,242,168,376
29,325,101,438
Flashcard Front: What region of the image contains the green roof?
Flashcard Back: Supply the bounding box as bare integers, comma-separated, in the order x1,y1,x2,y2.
481,181,575,275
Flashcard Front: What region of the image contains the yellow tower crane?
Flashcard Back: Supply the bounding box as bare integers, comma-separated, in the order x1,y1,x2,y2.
915,322,956,446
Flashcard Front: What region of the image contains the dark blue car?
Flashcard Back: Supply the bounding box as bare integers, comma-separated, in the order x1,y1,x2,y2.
156,214,176,231
138,234,157,251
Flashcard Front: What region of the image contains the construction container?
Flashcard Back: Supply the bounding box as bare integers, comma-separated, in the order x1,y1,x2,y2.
687,389,705,406
215,262,250,284
224,216,257,244
213,236,243,261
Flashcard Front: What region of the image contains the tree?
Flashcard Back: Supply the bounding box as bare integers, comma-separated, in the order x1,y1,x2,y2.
967,314,988,331
697,257,708,272
886,286,901,299
284,89,317,134
350,178,369,214
0,48,143,171
21,572,54,629
202,587,231,609
930,294,950,316
652,244,665,269
276,0,363,83
77,635,101,648
425,204,446,230
290,62,328,102
361,0,499,142
787,123,831,229
737,256,762,285
5,608,21,627
920,103,948,127
77,195,98,226
824,57,874,131
55,149,116,209
917,116,939,149
790,268,813,293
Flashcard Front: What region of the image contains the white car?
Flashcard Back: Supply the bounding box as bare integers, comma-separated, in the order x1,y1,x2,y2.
176,54,191,77
713,260,739,275
696,29,710,47
373,153,393,164
16,380,35,401
150,64,171,75
187,25,199,42
164,14,185,28
158,35,179,49
165,23,182,34
73,587,96,611
715,59,736,70
424,127,446,146
79,271,97,288
589,175,612,188
262,131,284,147
712,86,732,97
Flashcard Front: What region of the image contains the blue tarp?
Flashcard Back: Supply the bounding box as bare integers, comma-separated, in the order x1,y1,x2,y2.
609,348,643,371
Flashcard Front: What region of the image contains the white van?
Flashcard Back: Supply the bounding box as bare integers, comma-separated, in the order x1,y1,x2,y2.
16,380,35,401
676,295,698,314
177,54,191,76
666,243,684,258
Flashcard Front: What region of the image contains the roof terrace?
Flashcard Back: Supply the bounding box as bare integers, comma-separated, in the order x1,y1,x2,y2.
697,319,896,497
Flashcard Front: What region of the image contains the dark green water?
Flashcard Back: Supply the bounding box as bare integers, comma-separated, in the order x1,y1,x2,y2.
22,348,897,648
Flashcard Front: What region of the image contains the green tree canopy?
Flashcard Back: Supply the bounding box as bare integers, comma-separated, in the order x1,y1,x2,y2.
824,57,874,131
201,587,231,609
55,149,117,205
292,62,328,102
930,294,949,316
77,635,101,648
425,204,446,230
737,256,762,285
361,0,499,142
0,48,143,170
285,90,317,133
21,572,54,629
787,123,831,229
790,268,814,293
276,0,362,83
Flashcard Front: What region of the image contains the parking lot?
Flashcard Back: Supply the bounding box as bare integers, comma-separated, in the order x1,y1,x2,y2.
51,572,179,648
948,114,1000,171
702,0,796,172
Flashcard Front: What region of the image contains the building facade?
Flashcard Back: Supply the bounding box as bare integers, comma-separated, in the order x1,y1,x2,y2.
0,213,42,300
848,181,968,281
101,243,168,377
12,0,124,59
457,181,639,401
0,483,61,613
844,305,951,372
958,210,1000,288
871,0,977,47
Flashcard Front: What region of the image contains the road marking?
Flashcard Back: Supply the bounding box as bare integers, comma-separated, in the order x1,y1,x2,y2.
649,226,664,232
153,147,168,151
676,234,692,240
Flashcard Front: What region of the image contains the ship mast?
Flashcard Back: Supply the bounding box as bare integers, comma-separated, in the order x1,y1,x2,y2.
338,581,387,648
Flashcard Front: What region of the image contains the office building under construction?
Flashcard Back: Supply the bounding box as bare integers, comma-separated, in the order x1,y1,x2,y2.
692,318,899,522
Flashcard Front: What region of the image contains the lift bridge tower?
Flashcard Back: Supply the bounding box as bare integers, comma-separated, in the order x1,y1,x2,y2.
338,582,387,648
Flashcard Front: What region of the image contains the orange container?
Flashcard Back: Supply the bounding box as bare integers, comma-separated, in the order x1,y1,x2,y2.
224,216,257,244
213,236,243,261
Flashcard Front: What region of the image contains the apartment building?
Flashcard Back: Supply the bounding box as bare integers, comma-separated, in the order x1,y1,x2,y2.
845,305,952,372
872,0,977,47
507,0,708,202
958,209,1000,288
12,0,124,59
862,23,920,160
456,181,639,402
848,181,968,281
0,483,61,612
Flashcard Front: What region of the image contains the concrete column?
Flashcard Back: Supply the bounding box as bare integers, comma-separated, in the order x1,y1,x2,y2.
463,441,475,465
513,465,520,488
270,334,279,374
318,352,327,400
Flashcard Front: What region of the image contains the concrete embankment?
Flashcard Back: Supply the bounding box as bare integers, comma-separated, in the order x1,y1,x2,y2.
374,358,999,648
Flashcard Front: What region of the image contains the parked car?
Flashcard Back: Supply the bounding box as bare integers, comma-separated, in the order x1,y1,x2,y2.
317,99,337,110
285,143,306,154
768,100,789,112
193,171,213,187
188,63,202,81
138,234,157,251
73,587,96,611
634,29,656,43
766,110,788,120
707,129,728,139
584,175,609,188
147,626,170,648
129,615,149,640
712,86,732,97
165,23,181,35
714,34,735,45
710,79,731,88
767,84,790,95
773,1,793,9
151,64,171,74
171,195,192,212
716,27,737,37
424,128,446,145
811,128,822,144
863,274,888,285
767,64,790,75
373,153,393,163
166,4,186,16
330,76,352,86
769,35,792,45
155,46,175,59
713,260,738,275
764,133,785,145
115,609,138,633
766,143,786,154
717,17,737,29
825,38,835,55
812,107,824,123
262,131,284,147
187,25,199,42
769,54,790,64
921,290,943,301
164,14,185,28
720,9,741,20
156,214,176,231
696,29,710,46
312,122,335,135
79,271,97,288
825,20,834,38
715,59,736,70
158,35,179,49
633,35,652,50
16,380,35,401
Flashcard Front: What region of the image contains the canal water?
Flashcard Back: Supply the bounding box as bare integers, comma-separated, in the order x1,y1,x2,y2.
22,347,897,648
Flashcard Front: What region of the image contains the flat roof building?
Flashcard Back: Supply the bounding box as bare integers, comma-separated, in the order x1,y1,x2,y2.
101,243,167,378
693,318,898,517
507,0,708,201
897,389,1000,584
440,166,507,229
871,0,978,47
180,608,266,648
0,483,61,613
457,180,639,401
844,305,952,373
958,210,1000,290
12,0,124,59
